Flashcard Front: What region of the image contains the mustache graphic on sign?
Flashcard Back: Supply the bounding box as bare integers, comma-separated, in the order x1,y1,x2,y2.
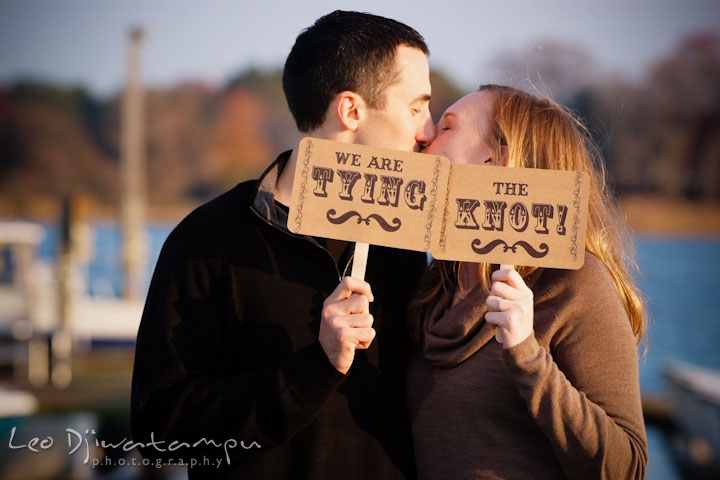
289,138,589,269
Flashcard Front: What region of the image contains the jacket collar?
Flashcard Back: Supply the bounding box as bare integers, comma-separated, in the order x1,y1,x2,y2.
251,150,292,232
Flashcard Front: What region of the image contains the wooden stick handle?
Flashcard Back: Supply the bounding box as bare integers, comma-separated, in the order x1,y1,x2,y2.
495,264,515,344
350,242,369,280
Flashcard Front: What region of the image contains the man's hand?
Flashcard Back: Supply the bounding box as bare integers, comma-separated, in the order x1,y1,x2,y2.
320,277,375,374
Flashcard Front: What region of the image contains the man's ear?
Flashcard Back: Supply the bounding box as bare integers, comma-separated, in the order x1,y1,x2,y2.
334,91,365,132
496,145,508,166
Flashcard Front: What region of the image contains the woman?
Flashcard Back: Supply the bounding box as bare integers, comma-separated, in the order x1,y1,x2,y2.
407,85,648,479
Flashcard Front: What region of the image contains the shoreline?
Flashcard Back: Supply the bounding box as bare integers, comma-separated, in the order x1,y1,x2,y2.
619,195,720,237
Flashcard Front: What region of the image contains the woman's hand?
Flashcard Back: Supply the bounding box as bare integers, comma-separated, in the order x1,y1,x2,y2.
485,265,534,349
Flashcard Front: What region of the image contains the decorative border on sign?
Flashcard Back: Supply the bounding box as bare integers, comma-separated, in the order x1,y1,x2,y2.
437,164,452,254
423,157,443,251
570,171,582,262
293,139,314,231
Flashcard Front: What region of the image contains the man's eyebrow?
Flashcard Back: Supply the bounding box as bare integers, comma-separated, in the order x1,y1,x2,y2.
411,94,432,104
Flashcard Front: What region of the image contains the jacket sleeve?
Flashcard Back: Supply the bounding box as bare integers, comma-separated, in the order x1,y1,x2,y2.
130,227,346,461
502,259,648,480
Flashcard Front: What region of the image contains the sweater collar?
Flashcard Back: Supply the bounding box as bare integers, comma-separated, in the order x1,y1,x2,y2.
422,283,498,368
421,267,544,368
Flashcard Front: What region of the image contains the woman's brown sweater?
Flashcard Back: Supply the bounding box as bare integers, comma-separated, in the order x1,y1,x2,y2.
406,253,647,479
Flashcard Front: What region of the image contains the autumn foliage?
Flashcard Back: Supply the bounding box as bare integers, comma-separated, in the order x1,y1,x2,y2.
0,31,718,219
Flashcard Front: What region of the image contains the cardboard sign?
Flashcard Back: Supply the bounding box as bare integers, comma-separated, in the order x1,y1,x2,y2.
433,164,589,269
289,137,450,252
289,138,590,269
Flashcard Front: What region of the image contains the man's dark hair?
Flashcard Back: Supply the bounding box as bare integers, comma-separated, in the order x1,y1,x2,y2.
283,10,429,132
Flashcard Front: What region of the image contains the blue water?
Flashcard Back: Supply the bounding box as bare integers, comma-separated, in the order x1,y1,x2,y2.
37,224,720,390
635,236,720,393
634,237,720,480
36,221,173,297
34,223,720,479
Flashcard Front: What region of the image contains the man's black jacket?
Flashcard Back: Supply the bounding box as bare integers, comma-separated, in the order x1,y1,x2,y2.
130,152,427,478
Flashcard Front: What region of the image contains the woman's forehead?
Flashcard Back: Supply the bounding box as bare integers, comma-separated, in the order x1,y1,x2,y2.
444,91,495,122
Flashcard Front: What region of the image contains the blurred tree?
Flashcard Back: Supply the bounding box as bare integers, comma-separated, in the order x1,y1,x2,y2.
483,32,720,202
429,70,467,121
144,82,214,204
227,68,298,153
598,30,720,200
645,30,720,199
0,88,22,176
8,33,717,219
0,82,117,214
487,40,601,104
200,87,273,193
143,79,279,205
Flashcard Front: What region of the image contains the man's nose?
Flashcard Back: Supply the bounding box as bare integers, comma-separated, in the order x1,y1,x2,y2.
415,113,435,149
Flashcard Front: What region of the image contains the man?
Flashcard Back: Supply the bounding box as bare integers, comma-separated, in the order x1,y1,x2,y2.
131,10,433,479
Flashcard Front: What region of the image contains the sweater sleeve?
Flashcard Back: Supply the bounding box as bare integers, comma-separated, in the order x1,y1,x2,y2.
502,258,648,480
130,227,347,461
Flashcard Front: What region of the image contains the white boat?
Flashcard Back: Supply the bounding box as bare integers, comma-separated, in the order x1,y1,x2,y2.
0,220,144,388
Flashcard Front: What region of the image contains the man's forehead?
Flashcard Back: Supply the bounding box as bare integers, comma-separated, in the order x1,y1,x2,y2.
382,46,430,103
394,46,429,74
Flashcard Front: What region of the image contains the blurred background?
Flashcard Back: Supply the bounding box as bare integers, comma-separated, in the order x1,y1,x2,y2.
0,0,719,478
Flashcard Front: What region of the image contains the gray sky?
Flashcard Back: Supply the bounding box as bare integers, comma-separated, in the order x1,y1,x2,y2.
1,0,718,96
